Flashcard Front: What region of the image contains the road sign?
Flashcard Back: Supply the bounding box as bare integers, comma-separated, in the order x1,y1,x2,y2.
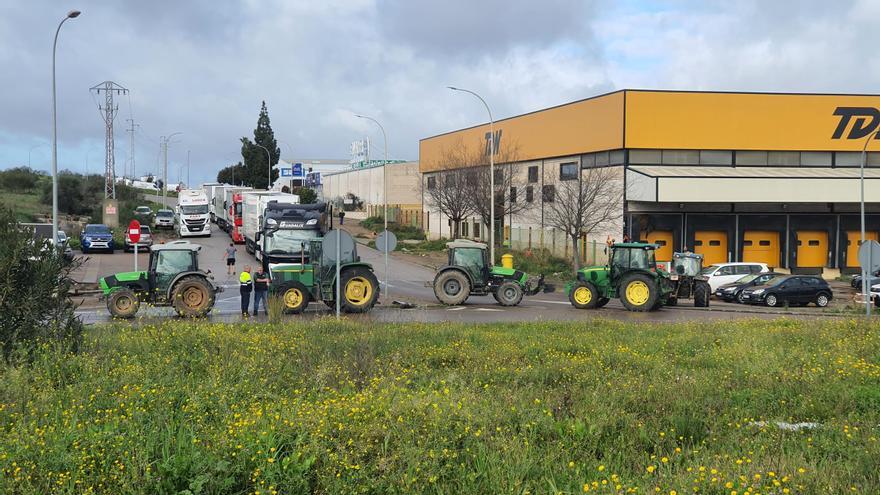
376,230,397,253
858,239,880,272
323,229,355,262
128,220,141,244
293,163,303,176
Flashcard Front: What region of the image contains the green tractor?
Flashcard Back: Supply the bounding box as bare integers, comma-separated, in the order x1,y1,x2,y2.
566,242,674,312
100,241,222,318
264,229,380,314
432,239,551,306
664,251,711,307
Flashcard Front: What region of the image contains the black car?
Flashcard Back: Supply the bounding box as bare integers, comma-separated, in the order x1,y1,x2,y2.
740,275,833,308
715,272,783,303
851,270,880,288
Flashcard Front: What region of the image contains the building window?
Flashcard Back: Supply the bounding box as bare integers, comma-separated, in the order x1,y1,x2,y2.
559,162,578,181
609,150,625,165
426,176,436,189
474,222,481,238
581,154,596,169
444,174,456,186
510,187,517,203
595,151,610,167
768,151,800,167
736,151,768,166
836,151,862,167
629,149,662,164
462,221,469,237
661,150,700,165
800,151,832,167
466,171,478,185
699,150,733,166
542,184,555,202
527,166,538,183
526,185,534,203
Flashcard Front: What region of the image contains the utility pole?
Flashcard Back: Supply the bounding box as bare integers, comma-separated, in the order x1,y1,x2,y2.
160,132,182,204
126,118,139,181
90,81,128,199
186,149,191,187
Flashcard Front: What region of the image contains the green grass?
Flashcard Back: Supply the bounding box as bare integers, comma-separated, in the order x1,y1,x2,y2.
502,248,573,278
0,190,50,222
361,216,426,241
1,319,878,494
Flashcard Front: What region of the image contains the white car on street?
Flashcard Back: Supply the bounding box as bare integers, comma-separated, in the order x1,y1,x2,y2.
701,262,770,291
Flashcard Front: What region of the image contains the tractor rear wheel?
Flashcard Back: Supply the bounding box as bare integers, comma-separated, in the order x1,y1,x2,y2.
693,281,710,307
340,266,380,313
568,281,599,309
619,273,659,312
171,276,215,317
494,281,524,306
279,281,310,314
108,288,140,319
434,270,470,306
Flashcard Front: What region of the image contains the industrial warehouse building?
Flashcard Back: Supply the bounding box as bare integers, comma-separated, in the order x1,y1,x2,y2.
321,161,422,222
419,90,880,275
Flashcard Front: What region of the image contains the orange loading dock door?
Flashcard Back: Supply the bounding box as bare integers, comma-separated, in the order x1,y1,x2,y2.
742,231,780,268
694,231,728,266
846,231,879,267
644,230,674,262
796,231,829,268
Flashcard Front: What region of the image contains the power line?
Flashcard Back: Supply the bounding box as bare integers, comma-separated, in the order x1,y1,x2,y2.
126,118,140,180
89,81,128,199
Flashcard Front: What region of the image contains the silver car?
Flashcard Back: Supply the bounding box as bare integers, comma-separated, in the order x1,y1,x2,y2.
155,209,175,229
124,225,154,252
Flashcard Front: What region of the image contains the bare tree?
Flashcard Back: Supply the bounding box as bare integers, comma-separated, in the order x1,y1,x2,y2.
541,166,625,271
464,142,527,246
422,140,478,238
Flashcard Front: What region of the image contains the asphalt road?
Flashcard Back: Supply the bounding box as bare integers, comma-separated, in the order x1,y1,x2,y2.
74,223,848,324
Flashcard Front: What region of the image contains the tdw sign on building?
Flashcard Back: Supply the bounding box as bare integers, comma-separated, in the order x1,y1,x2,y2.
484,130,502,156
832,107,880,140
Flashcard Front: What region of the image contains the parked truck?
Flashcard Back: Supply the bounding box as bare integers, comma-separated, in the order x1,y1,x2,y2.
201,182,224,223
176,189,212,237
241,191,299,255
217,186,252,236
225,187,253,243
256,201,327,269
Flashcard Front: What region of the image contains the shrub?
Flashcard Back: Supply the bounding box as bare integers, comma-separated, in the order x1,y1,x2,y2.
0,167,41,191
0,206,83,363
501,248,572,277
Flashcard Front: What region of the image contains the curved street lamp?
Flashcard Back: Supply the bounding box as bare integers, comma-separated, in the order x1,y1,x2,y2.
355,114,389,299
52,9,81,245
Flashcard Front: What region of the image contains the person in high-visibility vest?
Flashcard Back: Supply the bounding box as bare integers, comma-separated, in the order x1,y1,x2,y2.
239,265,253,316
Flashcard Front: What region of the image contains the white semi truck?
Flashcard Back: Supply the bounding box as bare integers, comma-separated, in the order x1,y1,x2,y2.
176,189,212,237
201,182,225,223
217,186,252,234
240,191,299,257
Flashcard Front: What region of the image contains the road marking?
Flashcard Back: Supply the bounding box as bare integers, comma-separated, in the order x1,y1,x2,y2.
475,308,503,312
446,306,466,311
533,299,571,305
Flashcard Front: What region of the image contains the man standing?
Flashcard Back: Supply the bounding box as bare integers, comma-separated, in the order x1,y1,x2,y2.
224,243,237,276
239,265,253,316
338,209,345,225
253,266,270,316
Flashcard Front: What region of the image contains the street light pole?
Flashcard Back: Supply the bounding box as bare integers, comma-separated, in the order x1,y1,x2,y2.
355,114,389,299
161,132,182,205
860,131,879,317
51,9,81,247
255,143,272,190
448,86,495,264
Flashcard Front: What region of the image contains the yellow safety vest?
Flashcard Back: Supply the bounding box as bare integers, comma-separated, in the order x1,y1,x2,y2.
239,271,252,289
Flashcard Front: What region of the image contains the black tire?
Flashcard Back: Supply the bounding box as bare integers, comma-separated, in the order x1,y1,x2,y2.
568,281,599,309
107,288,140,319
765,293,779,307
619,273,659,312
277,281,310,314
171,276,215,317
340,266,380,313
736,291,746,304
665,295,678,307
495,281,524,307
693,282,710,308
595,297,610,308
433,270,470,306
815,292,831,307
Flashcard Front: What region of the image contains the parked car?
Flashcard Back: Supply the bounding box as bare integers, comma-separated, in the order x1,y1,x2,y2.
124,225,154,252
80,224,115,253
701,262,770,291
851,269,880,288
740,275,832,307
714,272,783,303
57,230,74,260
133,206,154,223
155,209,175,229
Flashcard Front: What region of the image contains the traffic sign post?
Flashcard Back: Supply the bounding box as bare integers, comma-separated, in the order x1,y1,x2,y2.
128,220,141,271
859,239,880,316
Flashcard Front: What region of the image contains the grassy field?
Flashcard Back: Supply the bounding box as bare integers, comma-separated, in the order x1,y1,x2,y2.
0,190,50,222
1,319,878,494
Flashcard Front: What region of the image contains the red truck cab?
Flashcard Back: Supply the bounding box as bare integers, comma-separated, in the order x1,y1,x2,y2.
230,192,245,243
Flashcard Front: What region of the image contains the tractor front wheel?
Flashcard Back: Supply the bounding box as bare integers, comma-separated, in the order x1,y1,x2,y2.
568,281,599,309
619,273,659,312
108,288,140,319
340,267,380,313
434,270,470,306
693,281,711,307
494,281,524,307
278,281,310,314
171,276,215,317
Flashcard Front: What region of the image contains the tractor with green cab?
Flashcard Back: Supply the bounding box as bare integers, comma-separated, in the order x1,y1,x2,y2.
264,229,380,314
432,239,551,306
567,242,675,312
99,241,222,318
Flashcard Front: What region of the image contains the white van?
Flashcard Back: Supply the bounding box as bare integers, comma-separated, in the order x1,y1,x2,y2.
701,262,770,291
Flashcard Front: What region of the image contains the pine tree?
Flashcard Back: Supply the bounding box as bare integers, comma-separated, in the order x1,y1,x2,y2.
240,101,280,189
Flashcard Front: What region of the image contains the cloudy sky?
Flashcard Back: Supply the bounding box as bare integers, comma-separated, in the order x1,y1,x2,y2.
3,0,880,186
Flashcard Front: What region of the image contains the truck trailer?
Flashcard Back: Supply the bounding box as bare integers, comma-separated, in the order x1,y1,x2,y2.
201,182,225,223
224,187,253,243
176,189,212,237
241,191,299,255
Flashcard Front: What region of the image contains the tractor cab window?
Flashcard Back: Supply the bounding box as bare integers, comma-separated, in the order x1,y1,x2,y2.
612,247,656,271
152,250,195,291
453,248,485,270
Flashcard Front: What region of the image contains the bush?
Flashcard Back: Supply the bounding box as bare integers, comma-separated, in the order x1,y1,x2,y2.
361,216,426,241
0,206,83,363
501,248,572,277
0,167,41,191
